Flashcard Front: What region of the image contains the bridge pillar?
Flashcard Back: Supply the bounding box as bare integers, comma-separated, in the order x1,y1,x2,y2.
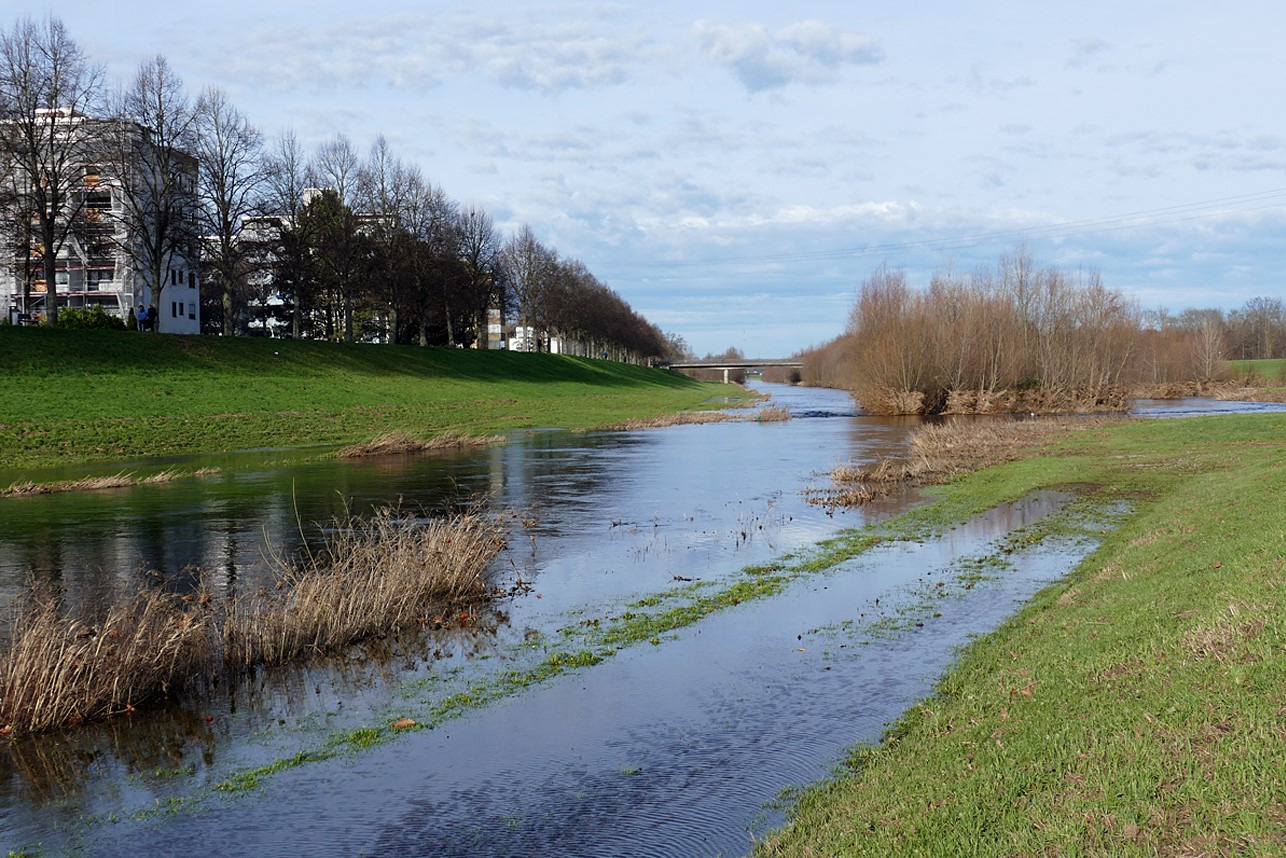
723,368,729,384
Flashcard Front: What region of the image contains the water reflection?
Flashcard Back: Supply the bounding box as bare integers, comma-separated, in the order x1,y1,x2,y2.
3,387,1276,854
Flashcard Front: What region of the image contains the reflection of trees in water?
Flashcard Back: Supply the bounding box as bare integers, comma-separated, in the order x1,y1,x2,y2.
1,704,218,807
0,602,510,807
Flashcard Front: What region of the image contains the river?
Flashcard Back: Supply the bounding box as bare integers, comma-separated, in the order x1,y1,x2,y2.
1,384,1279,856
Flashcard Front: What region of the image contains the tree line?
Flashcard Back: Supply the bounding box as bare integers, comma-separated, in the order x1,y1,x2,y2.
799,249,1286,414
0,15,680,361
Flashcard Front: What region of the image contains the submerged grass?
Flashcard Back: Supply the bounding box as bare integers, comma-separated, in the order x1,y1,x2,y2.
335,431,506,459
760,411,1286,856
2,467,218,498
0,509,506,735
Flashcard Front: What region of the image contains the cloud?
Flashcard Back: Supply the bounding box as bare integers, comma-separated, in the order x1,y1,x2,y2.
692,19,883,92
217,11,653,96
1066,37,1110,70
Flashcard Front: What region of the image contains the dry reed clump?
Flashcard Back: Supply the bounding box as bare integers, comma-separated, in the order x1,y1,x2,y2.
223,509,506,669
0,587,214,735
754,404,792,422
2,468,210,498
0,509,507,735
810,416,1118,509
336,431,506,459
595,411,739,431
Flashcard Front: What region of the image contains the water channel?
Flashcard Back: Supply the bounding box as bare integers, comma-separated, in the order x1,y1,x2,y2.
1,384,1279,856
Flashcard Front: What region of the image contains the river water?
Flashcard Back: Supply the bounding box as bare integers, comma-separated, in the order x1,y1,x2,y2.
1,384,1279,856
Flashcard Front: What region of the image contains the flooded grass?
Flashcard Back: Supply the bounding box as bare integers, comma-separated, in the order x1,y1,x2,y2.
1,467,218,498
809,416,1121,509
335,431,506,459
0,510,506,735
755,404,792,422
760,411,1286,856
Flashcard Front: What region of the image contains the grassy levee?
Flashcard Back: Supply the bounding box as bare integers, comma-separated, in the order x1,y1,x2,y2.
762,413,1286,857
0,327,740,470
1227,358,1286,384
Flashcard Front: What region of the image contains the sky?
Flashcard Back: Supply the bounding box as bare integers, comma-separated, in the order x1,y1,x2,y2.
29,0,1286,357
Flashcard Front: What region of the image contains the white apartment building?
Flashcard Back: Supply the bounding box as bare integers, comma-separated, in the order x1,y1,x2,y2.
1,111,201,333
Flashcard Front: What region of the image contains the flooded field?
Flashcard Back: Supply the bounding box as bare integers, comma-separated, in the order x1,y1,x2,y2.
2,386,1279,856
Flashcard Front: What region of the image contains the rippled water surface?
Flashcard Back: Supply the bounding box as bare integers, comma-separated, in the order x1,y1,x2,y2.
1,386,1278,856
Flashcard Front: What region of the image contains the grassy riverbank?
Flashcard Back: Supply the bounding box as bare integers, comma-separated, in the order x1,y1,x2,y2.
761,412,1286,856
0,328,744,471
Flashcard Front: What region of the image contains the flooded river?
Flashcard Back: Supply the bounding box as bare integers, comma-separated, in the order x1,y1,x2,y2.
1,384,1279,856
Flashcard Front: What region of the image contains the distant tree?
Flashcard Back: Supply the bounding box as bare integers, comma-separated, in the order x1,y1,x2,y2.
502,225,556,351
110,54,201,330
263,130,315,338
356,135,415,343
455,205,506,348
194,86,265,335
296,188,368,342
0,15,105,326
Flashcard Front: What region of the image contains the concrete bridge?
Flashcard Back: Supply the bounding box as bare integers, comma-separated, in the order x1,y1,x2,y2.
661,358,803,384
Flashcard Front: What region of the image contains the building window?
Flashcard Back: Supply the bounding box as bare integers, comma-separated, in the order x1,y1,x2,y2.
172,301,178,318
188,305,196,320
189,271,196,288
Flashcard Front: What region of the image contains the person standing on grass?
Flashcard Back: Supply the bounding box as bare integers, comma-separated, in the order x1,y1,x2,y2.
147,306,157,332
137,304,147,331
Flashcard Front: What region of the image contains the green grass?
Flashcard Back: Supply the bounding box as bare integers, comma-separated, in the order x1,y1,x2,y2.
0,327,746,470
760,412,1286,856
1226,357,1286,384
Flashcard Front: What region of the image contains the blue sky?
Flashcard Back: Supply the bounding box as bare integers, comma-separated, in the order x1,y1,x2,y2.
37,0,1286,356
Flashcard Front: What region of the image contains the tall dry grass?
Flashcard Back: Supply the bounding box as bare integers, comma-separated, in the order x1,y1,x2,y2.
2,468,218,498
0,588,214,734
224,510,504,668
0,509,506,735
336,431,505,459
811,416,1120,509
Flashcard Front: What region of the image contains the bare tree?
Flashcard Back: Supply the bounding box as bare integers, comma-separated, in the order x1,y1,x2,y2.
0,15,105,326
502,225,556,351
110,54,201,332
356,135,414,342
263,130,314,338
312,133,359,205
194,86,265,335
455,205,505,348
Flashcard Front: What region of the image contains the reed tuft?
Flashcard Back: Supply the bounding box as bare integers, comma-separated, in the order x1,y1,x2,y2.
0,510,506,735
336,431,506,459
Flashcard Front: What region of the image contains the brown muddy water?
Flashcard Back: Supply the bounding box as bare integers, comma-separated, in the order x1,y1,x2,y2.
1,385,1278,856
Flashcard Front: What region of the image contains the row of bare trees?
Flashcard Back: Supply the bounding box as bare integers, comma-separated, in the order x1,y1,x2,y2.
0,15,679,361
803,251,1141,413
802,251,1286,413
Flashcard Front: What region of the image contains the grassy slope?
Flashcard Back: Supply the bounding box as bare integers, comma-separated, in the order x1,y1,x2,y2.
0,328,740,470
1228,358,1286,384
762,413,1286,857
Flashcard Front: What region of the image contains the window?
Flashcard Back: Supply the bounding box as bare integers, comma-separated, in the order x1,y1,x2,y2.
189,271,196,289
188,305,196,320
171,301,178,318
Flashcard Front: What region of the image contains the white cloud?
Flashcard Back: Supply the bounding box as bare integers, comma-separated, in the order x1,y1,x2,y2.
692,19,882,93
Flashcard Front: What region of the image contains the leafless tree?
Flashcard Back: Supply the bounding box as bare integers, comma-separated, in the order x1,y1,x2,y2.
194,86,265,335
455,204,506,348
263,130,314,338
0,15,105,326
110,54,201,330
502,225,556,351
312,133,359,204
356,135,415,342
